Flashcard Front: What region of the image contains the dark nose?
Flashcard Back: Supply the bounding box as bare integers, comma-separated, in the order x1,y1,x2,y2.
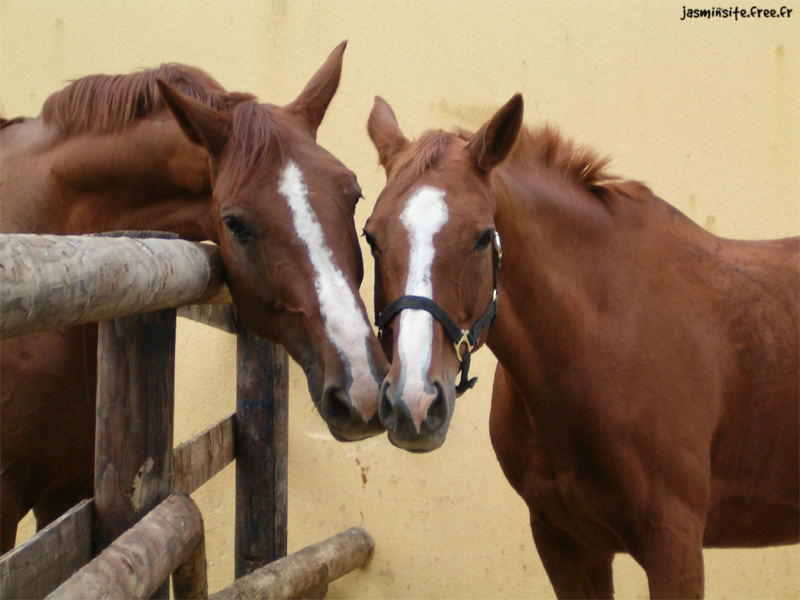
322,386,383,441
378,379,450,452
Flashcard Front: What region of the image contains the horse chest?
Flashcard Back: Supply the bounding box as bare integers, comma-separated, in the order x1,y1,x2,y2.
493,396,633,552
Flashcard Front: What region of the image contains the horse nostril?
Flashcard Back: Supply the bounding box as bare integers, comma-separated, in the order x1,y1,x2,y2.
324,387,354,425
378,380,397,429
423,381,448,431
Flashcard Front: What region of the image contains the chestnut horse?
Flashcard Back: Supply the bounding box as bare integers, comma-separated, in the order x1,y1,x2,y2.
0,43,389,551
364,95,799,598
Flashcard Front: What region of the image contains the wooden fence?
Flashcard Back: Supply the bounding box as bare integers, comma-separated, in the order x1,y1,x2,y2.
0,233,374,599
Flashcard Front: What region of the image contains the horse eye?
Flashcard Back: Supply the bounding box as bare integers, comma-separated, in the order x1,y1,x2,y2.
353,185,364,206
343,177,363,209
475,229,494,251
223,215,250,240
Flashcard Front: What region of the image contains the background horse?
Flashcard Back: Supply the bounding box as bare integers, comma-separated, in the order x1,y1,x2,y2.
0,43,388,552
364,94,799,598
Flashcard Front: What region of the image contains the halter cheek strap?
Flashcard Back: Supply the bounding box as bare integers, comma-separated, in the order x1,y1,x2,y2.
375,231,502,396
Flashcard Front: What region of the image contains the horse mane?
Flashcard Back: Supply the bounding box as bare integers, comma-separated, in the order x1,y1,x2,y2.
391,123,650,203
504,126,652,202
41,63,253,135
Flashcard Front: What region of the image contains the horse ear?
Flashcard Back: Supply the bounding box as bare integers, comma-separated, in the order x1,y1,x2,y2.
367,96,409,176
156,79,231,158
467,94,523,173
286,41,346,138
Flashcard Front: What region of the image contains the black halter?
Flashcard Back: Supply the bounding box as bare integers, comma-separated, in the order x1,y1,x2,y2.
375,231,502,396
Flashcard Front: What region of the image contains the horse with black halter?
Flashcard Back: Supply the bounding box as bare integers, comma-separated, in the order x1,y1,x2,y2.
0,43,388,551
364,94,798,598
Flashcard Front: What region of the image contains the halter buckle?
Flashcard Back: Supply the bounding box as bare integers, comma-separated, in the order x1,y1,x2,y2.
453,330,474,362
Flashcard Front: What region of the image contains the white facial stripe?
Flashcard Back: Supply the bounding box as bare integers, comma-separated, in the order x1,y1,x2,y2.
278,161,378,412
397,185,449,421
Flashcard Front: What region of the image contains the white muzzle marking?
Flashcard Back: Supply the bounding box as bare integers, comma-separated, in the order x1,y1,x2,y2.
397,185,449,428
278,160,378,417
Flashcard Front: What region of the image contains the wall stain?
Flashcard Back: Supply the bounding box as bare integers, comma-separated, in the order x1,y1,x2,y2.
355,457,369,485
431,98,497,130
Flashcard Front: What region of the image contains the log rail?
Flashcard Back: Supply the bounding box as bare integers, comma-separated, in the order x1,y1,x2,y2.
0,233,227,339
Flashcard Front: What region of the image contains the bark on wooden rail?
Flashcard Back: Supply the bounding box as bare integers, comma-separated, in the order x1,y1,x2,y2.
0,500,93,599
209,527,375,600
173,414,235,495
46,494,205,600
0,233,227,339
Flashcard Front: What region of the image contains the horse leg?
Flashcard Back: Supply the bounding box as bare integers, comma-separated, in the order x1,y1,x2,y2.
633,501,705,599
530,517,614,599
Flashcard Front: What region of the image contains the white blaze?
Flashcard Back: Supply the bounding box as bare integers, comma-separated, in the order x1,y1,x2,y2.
278,160,378,414
397,185,449,421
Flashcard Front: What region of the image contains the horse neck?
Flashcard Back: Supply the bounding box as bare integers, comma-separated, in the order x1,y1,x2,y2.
0,114,218,242
486,163,675,383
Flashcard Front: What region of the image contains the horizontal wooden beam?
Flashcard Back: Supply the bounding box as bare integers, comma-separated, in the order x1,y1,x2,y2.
0,233,228,339
0,500,93,599
46,494,205,600
209,527,375,600
173,414,235,495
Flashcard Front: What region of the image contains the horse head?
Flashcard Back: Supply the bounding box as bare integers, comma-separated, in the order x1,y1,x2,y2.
157,43,388,441
364,94,523,451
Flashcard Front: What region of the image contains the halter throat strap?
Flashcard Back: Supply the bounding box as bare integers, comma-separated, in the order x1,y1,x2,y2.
375,232,502,396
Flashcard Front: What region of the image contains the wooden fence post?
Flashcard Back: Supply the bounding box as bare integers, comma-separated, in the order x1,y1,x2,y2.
93,309,177,597
235,324,289,578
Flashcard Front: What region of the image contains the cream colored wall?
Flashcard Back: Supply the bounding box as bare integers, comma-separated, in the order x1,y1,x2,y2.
3,1,798,597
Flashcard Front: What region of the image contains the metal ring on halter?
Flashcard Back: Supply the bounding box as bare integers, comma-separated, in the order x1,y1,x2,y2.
453,330,475,362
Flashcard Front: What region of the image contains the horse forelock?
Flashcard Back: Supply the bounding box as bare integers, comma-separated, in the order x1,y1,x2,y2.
220,101,287,193
41,63,253,135
388,130,460,181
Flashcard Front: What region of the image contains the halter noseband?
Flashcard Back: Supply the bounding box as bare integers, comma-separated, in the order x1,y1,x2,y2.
375,231,502,396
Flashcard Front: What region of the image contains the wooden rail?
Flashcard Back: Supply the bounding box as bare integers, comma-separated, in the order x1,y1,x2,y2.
0,500,93,599
47,494,206,600
0,233,227,338
209,527,375,600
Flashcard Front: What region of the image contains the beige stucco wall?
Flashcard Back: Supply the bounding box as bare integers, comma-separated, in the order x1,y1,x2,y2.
2,1,798,597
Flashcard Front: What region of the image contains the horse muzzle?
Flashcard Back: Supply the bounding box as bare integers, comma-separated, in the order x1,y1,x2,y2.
378,377,454,452
321,384,384,441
